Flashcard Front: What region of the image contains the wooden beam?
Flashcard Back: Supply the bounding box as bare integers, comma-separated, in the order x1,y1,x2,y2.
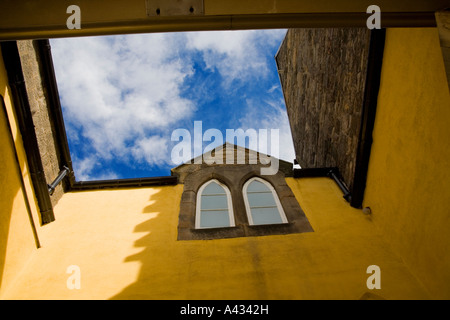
0,0,447,40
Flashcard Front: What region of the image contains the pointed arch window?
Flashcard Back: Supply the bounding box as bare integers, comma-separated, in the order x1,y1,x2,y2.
196,179,235,229
243,177,288,226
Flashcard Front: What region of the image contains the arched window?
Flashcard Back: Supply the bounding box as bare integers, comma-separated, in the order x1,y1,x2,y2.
243,177,288,226
196,179,235,229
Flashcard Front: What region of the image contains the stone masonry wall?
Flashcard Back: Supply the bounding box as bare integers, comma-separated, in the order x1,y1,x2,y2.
17,40,64,206
275,28,371,191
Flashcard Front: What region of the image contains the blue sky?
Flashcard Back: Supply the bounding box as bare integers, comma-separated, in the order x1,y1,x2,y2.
50,30,295,181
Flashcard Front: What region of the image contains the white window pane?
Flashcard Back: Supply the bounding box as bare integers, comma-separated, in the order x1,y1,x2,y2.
196,179,234,229
250,207,283,225
247,192,277,207
247,180,270,193
200,210,230,228
203,182,226,195
201,194,228,210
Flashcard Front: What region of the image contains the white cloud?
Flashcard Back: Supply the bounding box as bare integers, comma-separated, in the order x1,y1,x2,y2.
267,84,279,93
239,98,295,163
50,30,289,179
131,135,170,167
72,155,119,181
51,34,195,168
186,29,286,86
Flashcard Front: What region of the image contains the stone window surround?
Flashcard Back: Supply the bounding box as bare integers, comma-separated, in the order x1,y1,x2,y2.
177,164,314,241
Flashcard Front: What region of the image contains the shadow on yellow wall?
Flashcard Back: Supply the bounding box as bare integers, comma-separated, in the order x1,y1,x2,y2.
109,184,291,300
108,177,431,300
0,175,433,299
0,93,39,296
110,186,183,299
0,95,21,291
0,44,42,296
110,183,306,300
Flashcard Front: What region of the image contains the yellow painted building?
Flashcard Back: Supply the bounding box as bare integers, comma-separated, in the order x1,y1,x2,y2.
0,1,449,301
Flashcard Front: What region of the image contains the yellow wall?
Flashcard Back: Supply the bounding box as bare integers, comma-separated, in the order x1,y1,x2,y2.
363,28,450,299
0,50,41,297
2,27,448,301
2,178,429,300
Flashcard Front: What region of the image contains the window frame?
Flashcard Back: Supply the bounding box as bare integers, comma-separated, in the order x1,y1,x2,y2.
243,177,288,226
195,179,235,229
175,164,313,241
